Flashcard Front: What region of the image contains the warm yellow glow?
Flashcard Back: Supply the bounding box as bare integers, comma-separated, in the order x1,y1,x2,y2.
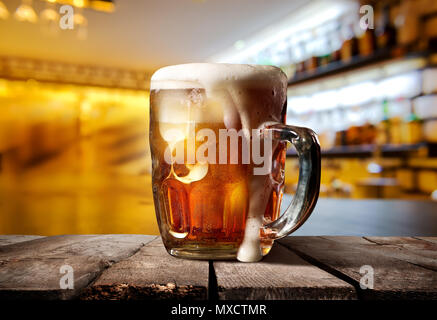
40,8,59,21
0,79,149,153
72,0,85,8
90,0,115,13
14,1,38,23
73,12,87,26
0,1,10,19
0,79,154,235
42,0,112,13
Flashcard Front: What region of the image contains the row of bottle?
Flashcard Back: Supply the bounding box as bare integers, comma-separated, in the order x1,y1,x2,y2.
283,0,437,79
330,116,423,148
302,98,436,150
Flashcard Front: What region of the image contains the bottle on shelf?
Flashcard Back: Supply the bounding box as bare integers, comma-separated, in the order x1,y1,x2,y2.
330,21,343,63
332,107,348,147
294,41,307,76
402,103,423,145
376,99,391,145
375,3,397,51
295,60,305,75
317,23,335,67
346,125,362,145
317,40,332,67
390,116,403,145
424,11,437,51
395,0,419,50
358,22,376,57
304,29,319,73
304,56,318,73
362,122,377,145
340,20,359,62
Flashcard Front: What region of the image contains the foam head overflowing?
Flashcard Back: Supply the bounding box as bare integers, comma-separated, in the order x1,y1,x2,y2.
151,63,287,92
150,63,288,129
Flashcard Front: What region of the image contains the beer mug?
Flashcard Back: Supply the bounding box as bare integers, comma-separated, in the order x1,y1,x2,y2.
149,63,320,262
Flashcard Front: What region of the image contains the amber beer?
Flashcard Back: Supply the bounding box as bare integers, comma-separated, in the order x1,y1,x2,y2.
150,64,321,262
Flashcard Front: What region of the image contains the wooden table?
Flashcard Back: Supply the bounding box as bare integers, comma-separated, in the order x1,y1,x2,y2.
0,235,436,300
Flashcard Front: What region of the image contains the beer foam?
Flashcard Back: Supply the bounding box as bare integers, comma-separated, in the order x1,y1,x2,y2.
151,63,287,262
151,63,287,130
150,63,287,92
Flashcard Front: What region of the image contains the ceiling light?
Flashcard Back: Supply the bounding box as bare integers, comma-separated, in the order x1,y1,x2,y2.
73,0,86,8
0,1,10,19
14,0,38,23
40,4,60,36
90,0,115,12
41,8,59,21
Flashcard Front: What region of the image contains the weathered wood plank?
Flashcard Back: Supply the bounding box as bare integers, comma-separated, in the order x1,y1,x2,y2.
416,237,437,245
363,237,437,269
81,238,209,300
321,236,371,245
279,236,437,300
321,236,437,272
364,236,437,250
213,243,357,300
0,235,45,247
0,235,156,300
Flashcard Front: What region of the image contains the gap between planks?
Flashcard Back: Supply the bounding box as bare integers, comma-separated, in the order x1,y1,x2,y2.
2,235,436,300
279,236,437,300
0,235,158,300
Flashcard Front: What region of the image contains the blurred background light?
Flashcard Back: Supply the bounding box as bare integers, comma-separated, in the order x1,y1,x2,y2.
14,0,38,23
0,1,10,19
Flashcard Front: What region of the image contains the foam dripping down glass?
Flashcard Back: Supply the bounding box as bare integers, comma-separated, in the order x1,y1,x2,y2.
149,63,321,262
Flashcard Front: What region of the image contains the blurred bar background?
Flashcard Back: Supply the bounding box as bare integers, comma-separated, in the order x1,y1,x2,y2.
1,0,437,235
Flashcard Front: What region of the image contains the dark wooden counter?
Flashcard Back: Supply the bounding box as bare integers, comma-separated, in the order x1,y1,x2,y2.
0,234,436,300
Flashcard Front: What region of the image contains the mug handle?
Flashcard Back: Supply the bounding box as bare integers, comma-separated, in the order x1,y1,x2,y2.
262,123,321,239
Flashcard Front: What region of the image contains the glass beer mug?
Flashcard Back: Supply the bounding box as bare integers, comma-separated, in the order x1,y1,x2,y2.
149,63,320,262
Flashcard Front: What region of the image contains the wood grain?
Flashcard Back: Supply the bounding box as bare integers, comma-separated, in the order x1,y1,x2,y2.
81,237,209,300
279,236,437,300
0,235,436,300
213,243,357,300
416,237,437,245
362,236,437,270
0,235,156,300
0,235,45,247
322,236,437,270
